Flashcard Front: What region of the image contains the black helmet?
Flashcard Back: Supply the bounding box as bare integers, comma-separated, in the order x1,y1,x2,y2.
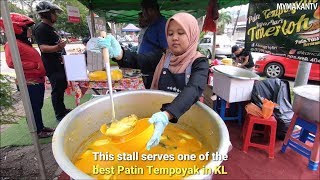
36,1,62,14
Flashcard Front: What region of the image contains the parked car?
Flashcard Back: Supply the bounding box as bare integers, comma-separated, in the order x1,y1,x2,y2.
235,39,245,47
255,54,320,81
198,34,232,59
67,37,80,43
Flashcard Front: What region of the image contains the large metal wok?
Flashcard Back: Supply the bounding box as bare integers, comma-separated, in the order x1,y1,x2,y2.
293,85,320,122
52,90,231,179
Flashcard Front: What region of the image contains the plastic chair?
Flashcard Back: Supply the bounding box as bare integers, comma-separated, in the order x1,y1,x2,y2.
281,114,319,171
242,114,277,158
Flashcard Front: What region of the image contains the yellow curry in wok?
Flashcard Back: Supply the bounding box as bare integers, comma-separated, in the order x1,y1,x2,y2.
73,116,213,179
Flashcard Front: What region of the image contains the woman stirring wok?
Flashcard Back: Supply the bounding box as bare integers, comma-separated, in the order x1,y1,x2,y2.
98,12,209,150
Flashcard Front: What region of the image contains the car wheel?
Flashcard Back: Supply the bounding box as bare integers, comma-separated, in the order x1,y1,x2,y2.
264,63,284,78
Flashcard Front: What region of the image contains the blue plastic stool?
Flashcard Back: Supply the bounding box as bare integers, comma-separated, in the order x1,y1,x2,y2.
281,114,319,171
213,96,242,125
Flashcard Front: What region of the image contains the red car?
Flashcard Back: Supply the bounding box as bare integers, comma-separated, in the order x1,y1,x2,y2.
255,55,320,81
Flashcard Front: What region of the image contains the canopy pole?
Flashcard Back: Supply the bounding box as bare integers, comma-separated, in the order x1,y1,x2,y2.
89,1,96,37
294,61,312,87
110,22,115,36
232,5,242,40
113,23,117,37
0,1,46,179
211,32,216,60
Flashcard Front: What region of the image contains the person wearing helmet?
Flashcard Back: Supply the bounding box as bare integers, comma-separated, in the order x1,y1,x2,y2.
33,1,71,121
0,13,55,138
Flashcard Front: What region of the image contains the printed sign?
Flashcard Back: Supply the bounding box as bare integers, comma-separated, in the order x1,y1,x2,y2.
245,0,320,63
86,16,107,37
67,5,80,23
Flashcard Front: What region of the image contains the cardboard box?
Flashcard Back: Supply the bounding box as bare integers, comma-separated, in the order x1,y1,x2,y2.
212,71,255,103
86,50,93,70
203,96,215,109
203,85,214,109
203,84,213,99
87,50,104,72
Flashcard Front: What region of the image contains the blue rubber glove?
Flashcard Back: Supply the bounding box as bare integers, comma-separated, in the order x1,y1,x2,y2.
146,111,169,151
97,34,122,58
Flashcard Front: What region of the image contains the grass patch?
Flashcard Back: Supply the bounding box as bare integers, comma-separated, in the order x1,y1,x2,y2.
0,94,91,148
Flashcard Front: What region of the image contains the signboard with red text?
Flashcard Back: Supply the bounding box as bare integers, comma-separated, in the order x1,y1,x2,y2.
67,5,80,23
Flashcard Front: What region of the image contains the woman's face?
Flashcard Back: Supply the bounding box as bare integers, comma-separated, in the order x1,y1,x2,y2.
167,20,189,56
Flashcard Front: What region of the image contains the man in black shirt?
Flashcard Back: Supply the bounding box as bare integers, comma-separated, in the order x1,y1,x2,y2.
231,45,255,69
34,1,71,121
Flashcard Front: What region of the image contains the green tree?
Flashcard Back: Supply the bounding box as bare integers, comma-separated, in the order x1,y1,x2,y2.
0,75,21,124
7,0,91,38
8,1,26,14
217,11,232,35
52,0,90,38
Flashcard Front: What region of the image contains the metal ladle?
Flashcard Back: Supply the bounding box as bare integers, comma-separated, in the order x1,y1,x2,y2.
101,47,117,122
100,32,137,137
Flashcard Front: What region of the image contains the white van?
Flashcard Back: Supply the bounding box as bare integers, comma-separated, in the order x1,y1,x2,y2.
198,34,233,59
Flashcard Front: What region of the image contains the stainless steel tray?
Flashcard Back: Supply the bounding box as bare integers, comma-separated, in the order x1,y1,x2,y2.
213,65,260,80
293,85,320,122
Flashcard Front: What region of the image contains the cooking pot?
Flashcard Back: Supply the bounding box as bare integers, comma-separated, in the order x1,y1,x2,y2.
293,85,320,122
52,90,231,179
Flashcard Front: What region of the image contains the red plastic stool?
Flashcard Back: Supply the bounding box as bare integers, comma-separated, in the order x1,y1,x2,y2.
242,114,277,158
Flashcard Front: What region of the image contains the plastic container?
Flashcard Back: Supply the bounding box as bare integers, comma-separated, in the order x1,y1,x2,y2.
212,66,259,103
221,58,233,66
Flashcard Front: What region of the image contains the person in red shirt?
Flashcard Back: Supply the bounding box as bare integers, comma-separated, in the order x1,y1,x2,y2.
0,13,54,138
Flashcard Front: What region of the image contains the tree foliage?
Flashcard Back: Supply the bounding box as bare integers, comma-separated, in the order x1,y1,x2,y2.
0,75,21,124
8,0,90,38
52,0,90,38
217,11,232,35
8,1,26,15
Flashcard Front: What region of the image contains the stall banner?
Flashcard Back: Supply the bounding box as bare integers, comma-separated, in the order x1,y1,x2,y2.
86,16,107,37
245,0,320,64
66,5,80,23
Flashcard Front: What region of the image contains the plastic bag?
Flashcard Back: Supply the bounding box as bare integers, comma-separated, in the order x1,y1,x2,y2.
261,99,278,119
245,103,263,117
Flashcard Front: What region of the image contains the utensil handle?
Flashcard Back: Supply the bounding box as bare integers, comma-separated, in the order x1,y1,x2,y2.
102,48,116,121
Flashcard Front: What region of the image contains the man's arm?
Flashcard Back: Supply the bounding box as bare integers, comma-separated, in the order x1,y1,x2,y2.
38,40,67,53
238,56,249,68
